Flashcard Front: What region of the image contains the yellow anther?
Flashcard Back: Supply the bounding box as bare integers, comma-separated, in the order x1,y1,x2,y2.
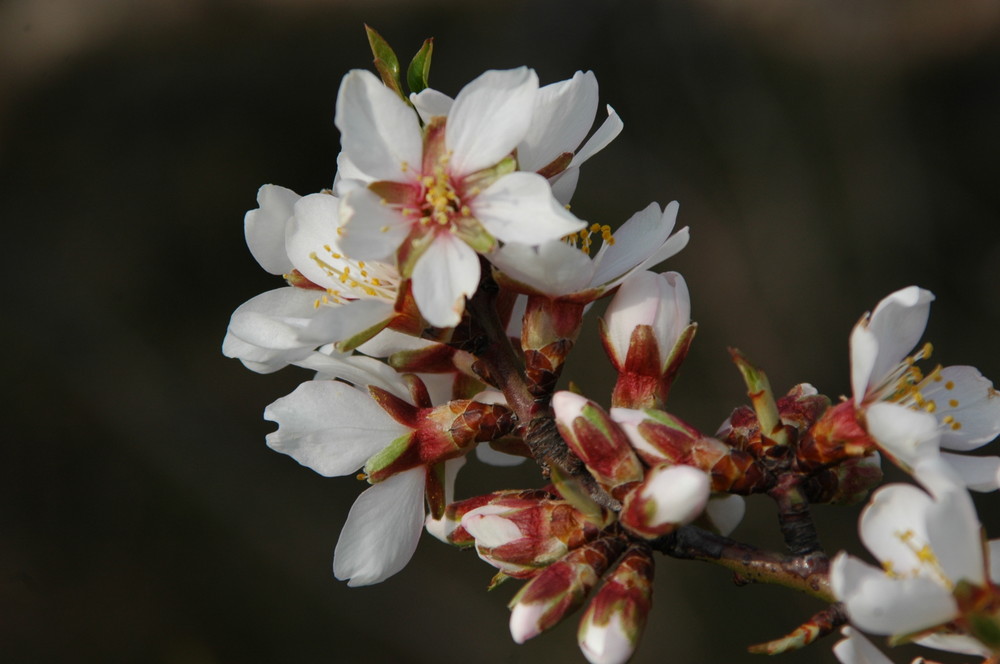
952,421,962,430
942,415,955,424
949,399,959,408
356,472,368,481
921,342,933,359
400,161,409,172
916,545,936,563
924,400,937,414
945,381,955,390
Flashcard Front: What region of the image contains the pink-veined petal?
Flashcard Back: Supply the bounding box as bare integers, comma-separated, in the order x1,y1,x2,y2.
339,188,412,262
335,69,423,183
264,380,409,477
334,466,426,586
473,171,585,244
245,184,299,275
517,71,599,172
447,67,538,175
410,233,480,328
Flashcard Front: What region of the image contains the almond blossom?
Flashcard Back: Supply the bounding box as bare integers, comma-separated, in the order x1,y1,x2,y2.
335,67,587,328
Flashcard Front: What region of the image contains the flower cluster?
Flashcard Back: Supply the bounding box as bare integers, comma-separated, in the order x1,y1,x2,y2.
224,27,1000,664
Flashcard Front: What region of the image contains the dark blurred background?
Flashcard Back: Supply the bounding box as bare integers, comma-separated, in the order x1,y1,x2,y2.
4,1,1000,662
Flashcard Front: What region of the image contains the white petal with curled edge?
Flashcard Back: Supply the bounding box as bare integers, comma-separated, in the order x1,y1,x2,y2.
926,365,1000,450
489,239,595,296
517,71,598,172
570,104,624,168
411,233,480,328
590,202,670,288
939,452,1000,492
859,483,934,576
356,328,438,358
832,627,894,664
245,184,299,275
410,88,454,123
334,466,426,586
865,402,940,469
865,287,935,393
286,193,342,289
447,67,538,176
461,505,523,548
223,287,322,367
334,69,423,183
339,188,411,262
830,553,957,636
264,380,408,477
294,350,412,401
473,171,585,244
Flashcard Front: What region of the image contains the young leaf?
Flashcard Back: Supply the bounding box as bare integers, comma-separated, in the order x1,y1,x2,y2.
364,24,404,98
407,38,434,94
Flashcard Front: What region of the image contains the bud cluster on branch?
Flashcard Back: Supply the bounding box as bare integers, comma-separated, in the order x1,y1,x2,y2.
223,26,1000,664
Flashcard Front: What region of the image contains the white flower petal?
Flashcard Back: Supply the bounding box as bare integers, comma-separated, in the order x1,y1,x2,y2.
264,380,408,477
704,494,745,536
339,188,412,262
356,328,438,358
473,171,585,244
925,365,1000,450
923,475,985,586
579,612,635,664
832,627,894,664
831,552,957,636
447,67,538,175
570,104,624,168
475,443,526,467
590,202,674,288
222,287,323,370
641,464,710,527
859,483,934,576
286,193,342,289
335,69,423,183
914,632,994,657
334,466,426,586
517,71,599,172
293,350,412,401
549,166,580,206
411,233,480,328
939,452,1000,492
603,270,689,370
865,402,940,469
862,287,935,398
461,505,524,548
489,240,596,296
409,88,454,123
304,298,395,349
850,325,880,406
244,184,299,275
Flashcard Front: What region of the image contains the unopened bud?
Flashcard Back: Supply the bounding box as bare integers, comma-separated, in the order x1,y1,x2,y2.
798,400,877,469
554,391,643,499
578,545,655,664
619,464,710,539
432,488,557,546
508,537,627,643
461,497,608,578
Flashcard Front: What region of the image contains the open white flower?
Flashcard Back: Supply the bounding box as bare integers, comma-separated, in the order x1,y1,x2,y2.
490,201,688,301
831,461,1000,657
335,67,586,328
849,286,1000,490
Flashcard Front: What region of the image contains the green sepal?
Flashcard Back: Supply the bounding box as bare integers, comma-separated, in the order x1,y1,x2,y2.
406,38,434,94
364,25,405,99
363,432,414,481
550,465,609,526
488,571,511,591
729,347,789,448
463,155,518,192
335,317,392,353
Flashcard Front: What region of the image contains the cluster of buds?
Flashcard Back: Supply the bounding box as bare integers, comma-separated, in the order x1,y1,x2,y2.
224,26,1000,664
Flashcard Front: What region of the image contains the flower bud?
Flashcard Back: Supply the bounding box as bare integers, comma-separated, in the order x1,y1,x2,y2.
461,497,607,578
429,488,556,546
508,536,627,643
364,392,515,483
577,545,654,664
798,400,877,469
619,464,710,539
553,391,644,499
601,271,695,409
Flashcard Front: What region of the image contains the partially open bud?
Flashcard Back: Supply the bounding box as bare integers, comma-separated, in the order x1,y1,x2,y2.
798,400,877,469
508,536,627,643
553,391,644,500
577,545,655,664
461,497,608,578
431,488,557,546
612,408,769,493
619,464,710,539
601,271,696,409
